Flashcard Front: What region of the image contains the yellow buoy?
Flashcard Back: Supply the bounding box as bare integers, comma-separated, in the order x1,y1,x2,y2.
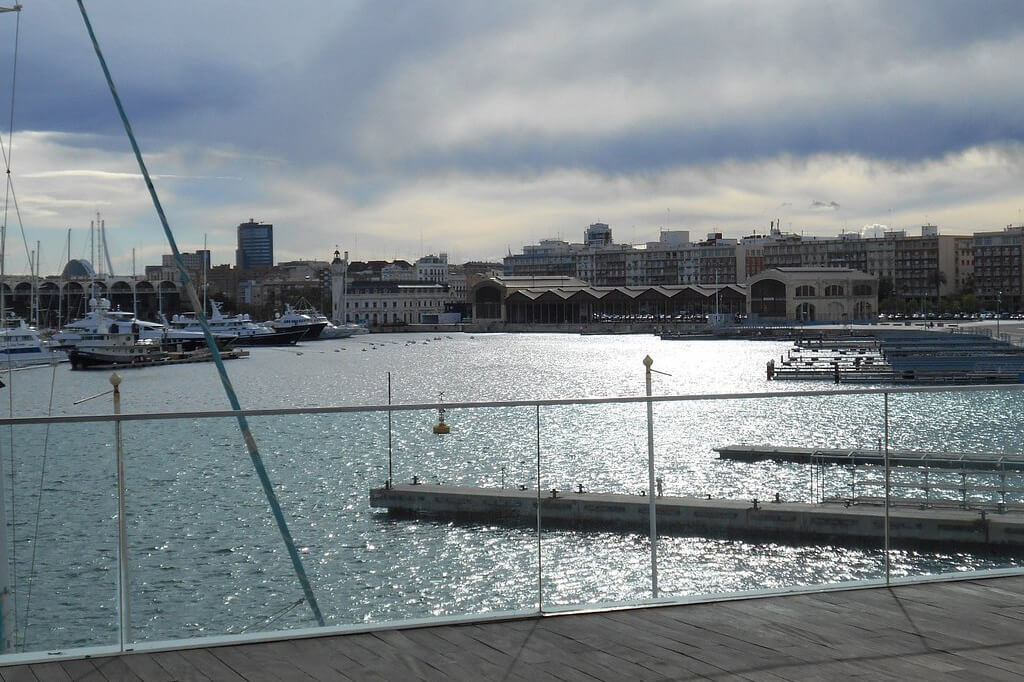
433,393,450,434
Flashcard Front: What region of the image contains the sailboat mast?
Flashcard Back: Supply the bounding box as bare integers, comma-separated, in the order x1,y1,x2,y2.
0,1,22,654
101,216,114,276
32,239,39,326
131,247,137,315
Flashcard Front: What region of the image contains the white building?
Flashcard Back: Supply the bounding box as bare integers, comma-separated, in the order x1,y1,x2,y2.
344,281,449,325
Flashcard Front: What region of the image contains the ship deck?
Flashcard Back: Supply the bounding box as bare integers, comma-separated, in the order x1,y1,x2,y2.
3,574,1023,680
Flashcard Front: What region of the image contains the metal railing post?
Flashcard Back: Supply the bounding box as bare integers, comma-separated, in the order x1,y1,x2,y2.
112,373,130,650
535,404,543,614
884,391,890,585
644,356,658,599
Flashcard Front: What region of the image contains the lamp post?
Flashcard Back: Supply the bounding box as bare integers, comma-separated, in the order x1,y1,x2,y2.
997,291,1002,339
643,356,658,599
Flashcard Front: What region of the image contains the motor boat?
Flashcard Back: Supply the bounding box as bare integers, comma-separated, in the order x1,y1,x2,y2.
54,298,218,350
172,301,305,346
0,315,67,367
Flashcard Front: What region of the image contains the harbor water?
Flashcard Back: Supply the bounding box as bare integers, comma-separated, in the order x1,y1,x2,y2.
2,332,1023,652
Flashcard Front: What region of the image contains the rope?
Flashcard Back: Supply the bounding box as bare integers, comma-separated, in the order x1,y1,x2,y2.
235,598,306,634
76,1,324,627
19,361,58,648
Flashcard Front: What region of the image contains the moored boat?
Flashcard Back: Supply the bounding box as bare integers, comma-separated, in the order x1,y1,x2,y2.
268,303,329,340
0,315,67,367
171,301,306,346
54,298,218,350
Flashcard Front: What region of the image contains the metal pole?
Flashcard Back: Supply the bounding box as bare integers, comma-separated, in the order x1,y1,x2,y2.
387,372,393,487
111,372,130,650
535,405,543,613
883,391,890,585
77,2,324,626
644,355,658,599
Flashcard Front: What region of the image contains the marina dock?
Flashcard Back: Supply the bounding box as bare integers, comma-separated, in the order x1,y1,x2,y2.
767,331,1024,384
716,444,1024,470
369,484,1024,548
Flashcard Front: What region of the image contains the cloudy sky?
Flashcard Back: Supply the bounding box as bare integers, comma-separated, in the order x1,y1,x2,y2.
2,1,1023,275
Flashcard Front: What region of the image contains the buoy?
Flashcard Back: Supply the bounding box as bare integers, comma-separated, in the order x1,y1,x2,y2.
432,392,450,435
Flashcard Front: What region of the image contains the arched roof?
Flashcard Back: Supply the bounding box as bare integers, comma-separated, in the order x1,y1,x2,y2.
62,259,96,279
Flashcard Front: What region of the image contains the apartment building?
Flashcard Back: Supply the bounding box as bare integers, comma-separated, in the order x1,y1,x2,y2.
507,223,976,309
972,225,1024,310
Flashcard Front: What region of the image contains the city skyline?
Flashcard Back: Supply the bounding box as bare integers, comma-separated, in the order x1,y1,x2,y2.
2,2,1023,276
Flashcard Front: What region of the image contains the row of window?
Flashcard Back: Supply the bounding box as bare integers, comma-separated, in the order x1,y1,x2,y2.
346,300,444,308
793,284,873,297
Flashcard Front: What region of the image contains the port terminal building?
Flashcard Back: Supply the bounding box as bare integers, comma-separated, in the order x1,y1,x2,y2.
471,268,877,324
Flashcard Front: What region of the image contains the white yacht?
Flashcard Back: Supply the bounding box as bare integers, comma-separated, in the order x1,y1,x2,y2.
268,304,329,340
172,301,305,346
0,316,67,367
54,298,213,350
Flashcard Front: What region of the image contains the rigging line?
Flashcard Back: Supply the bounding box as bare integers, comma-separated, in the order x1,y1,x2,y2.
235,598,305,634
19,361,58,649
76,1,325,627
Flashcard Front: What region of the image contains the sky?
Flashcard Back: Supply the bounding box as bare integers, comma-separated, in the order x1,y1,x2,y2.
1,1,1024,275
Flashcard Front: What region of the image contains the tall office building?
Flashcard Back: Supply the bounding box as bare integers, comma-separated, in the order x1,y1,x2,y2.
236,219,274,269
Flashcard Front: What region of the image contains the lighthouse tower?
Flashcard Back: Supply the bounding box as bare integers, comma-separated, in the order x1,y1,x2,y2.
330,249,348,322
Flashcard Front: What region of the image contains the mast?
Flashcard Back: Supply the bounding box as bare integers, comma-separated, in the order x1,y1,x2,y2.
0,2,22,654
100,215,114,276
31,239,38,326
131,247,137,315
202,233,207,315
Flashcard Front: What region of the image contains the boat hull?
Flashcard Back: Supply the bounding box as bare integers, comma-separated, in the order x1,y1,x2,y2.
231,327,307,346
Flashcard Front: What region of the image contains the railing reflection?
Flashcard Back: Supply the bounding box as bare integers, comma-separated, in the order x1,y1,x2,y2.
1,383,1023,663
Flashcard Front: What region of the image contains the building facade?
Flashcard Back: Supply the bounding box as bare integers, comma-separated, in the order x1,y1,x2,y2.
748,267,877,321
236,219,274,269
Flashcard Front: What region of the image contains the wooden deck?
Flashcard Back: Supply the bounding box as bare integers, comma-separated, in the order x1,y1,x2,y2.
4,574,1024,680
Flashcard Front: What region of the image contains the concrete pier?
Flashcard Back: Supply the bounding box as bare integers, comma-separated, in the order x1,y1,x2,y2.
370,484,1024,549
715,444,1024,470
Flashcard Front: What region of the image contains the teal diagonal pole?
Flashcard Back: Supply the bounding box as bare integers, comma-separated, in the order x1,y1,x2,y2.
77,1,324,626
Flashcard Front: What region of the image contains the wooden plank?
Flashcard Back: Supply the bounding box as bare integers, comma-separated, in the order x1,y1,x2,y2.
280,637,363,682
208,643,317,682
115,653,175,682
142,651,213,682
22,662,70,682
0,664,39,682
55,660,102,682
89,656,143,682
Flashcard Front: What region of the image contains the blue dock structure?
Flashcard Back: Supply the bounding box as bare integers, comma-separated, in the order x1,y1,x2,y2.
716,444,1024,470
769,331,1024,383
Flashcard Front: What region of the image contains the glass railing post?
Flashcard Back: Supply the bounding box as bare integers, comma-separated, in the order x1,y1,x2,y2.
535,404,543,614
112,373,131,651
884,391,891,585
644,356,658,599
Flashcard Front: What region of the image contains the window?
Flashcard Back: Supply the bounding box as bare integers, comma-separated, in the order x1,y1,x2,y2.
795,285,816,297
825,285,845,296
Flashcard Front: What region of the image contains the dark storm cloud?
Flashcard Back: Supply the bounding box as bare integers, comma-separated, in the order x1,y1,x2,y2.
7,1,1024,176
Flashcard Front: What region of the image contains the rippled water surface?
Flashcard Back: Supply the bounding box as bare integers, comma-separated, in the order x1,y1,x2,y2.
2,332,1023,651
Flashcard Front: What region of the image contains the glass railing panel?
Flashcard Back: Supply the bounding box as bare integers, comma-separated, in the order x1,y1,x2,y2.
881,387,1024,582
536,401,656,610
370,405,542,619
122,413,331,642
651,391,890,599
0,420,119,657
